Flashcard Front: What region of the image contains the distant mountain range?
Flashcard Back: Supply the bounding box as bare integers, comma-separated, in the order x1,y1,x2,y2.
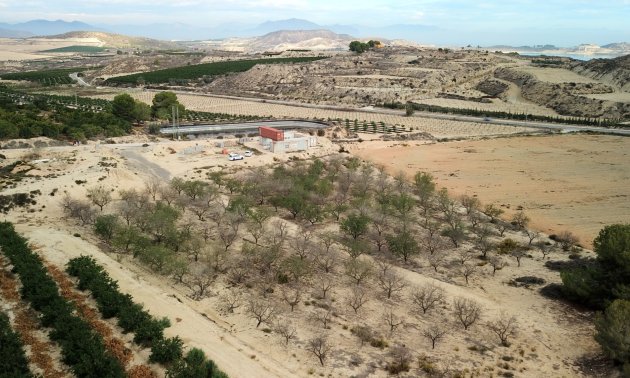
0,18,434,42
0,19,104,37
0,18,628,56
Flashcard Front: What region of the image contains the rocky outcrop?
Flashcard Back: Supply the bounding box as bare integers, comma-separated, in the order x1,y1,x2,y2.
571,55,630,92
495,67,629,120
475,79,509,97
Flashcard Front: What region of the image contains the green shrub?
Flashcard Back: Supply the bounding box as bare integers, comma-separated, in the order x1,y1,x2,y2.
150,336,184,364
0,222,125,378
0,312,33,377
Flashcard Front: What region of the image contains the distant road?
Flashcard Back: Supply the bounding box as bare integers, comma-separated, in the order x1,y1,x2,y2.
69,72,90,87
151,89,630,137
159,120,327,136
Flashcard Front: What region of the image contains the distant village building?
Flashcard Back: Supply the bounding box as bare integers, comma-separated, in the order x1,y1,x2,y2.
259,126,317,153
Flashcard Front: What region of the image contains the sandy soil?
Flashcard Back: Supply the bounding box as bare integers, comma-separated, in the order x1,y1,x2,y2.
516,67,601,84
0,133,606,377
0,37,101,61
352,134,630,248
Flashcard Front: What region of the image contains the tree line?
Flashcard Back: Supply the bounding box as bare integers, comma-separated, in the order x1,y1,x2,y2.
67,255,228,377
0,222,126,377
382,100,623,128
560,224,630,375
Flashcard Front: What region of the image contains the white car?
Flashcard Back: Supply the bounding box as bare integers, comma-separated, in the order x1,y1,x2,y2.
244,150,253,157
228,152,244,161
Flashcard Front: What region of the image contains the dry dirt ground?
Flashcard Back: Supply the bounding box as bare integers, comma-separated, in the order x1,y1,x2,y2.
352,134,630,249
0,132,607,377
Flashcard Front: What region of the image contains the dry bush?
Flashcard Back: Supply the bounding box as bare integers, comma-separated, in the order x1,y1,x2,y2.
452,297,483,330
487,312,518,346
307,336,332,366
411,283,445,314
246,297,277,328
127,365,158,378
376,262,407,299
274,321,297,346
423,324,448,349
347,286,369,314
218,289,243,313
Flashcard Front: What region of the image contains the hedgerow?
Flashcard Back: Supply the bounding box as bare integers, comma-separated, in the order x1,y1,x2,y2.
0,311,33,377
0,222,125,378
66,255,228,376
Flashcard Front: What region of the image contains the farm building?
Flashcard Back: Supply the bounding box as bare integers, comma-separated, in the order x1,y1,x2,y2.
259,126,317,153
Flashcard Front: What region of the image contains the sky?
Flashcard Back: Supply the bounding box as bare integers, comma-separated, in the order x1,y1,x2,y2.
0,0,628,45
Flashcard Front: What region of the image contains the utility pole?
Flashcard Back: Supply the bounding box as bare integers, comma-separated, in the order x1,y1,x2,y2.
172,105,180,140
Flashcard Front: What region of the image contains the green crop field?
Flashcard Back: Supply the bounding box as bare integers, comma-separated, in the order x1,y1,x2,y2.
0,68,90,86
41,45,106,53
105,56,327,84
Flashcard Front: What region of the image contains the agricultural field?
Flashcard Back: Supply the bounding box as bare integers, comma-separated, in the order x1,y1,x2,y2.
41,45,107,53
104,57,328,85
352,134,630,249
0,68,88,86
0,220,227,378
0,134,614,377
94,91,540,139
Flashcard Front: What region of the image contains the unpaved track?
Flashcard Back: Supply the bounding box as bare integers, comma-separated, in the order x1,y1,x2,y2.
20,226,297,378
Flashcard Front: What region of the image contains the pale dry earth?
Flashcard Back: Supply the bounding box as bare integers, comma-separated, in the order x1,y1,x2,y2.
352,134,630,248
0,132,605,377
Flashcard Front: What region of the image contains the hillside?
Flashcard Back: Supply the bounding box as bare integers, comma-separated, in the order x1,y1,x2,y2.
571,54,630,91
39,31,181,50
196,29,370,52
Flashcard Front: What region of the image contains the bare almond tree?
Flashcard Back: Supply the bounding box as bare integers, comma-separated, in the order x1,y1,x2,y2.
246,221,265,245
188,268,216,300
144,177,162,201
377,262,407,299
290,231,314,260
307,336,332,366
274,321,297,346
217,215,241,251
347,286,369,314
511,210,530,230
460,262,477,285
87,185,112,211
423,325,447,349
315,273,335,299
157,184,178,205
452,297,482,330
316,247,338,274
427,252,446,273
488,255,508,276
219,289,242,313
557,230,579,251
312,308,334,329
383,309,405,335
511,248,527,267
423,230,448,256
344,257,373,285
281,285,302,312
536,241,553,259
246,297,277,328
412,283,445,314
525,229,540,246
487,312,518,346
461,195,481,215
388,345,412,374
456,249,475,265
